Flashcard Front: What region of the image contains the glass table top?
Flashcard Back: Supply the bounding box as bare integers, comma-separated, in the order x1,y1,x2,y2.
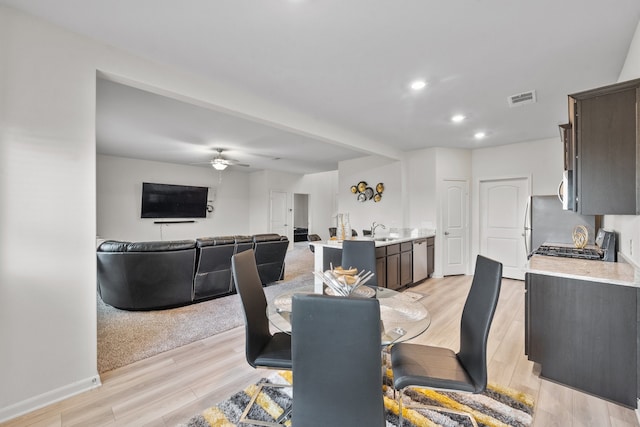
266,284,431,346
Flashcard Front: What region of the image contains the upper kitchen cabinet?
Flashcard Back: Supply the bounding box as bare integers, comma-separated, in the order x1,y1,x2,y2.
568,78,640,215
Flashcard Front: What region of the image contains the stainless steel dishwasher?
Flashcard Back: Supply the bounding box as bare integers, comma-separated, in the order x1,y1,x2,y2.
412,238,428,282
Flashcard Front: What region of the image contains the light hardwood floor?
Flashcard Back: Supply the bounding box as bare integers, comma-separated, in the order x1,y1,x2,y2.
3,276,639,426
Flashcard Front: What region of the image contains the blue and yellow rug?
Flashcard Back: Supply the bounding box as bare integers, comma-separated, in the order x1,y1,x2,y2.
181,370,534,427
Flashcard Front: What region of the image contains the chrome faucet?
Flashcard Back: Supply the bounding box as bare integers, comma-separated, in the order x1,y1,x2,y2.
371,221,386,238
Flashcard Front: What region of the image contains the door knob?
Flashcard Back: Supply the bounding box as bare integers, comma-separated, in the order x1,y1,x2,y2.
444,231,450,235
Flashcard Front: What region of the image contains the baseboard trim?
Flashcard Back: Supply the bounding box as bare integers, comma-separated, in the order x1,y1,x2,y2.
0,374,101,423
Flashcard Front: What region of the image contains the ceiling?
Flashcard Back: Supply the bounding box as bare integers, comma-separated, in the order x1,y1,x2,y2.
3,1,640,173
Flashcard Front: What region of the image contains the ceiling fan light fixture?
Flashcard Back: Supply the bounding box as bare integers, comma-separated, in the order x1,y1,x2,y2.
211,159,228,170
410,80,427,91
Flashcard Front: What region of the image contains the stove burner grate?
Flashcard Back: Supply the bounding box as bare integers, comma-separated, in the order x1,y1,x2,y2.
534,245,602,260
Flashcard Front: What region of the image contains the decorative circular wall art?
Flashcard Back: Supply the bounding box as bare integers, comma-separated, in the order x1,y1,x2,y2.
350,181,384,202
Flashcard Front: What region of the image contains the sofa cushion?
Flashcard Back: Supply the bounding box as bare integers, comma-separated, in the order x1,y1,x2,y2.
98,240,197,252
98,240,130,252
126,240,196,252
196,236,236,247
234,235,253,244
253,233,286,243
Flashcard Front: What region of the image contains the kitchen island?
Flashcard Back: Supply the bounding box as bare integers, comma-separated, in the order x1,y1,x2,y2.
525,255,640,407
310,232,435,292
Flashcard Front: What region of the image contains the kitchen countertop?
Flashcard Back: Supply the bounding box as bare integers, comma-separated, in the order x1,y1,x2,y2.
309,231,436,292
526,254,640,287
310,232,435,248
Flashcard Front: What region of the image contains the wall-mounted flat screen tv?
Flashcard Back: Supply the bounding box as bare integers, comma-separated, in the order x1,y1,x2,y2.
141,182,208,218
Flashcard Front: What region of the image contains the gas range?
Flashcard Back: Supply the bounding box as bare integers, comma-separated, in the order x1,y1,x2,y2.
532,229,616,262
533,244,602,260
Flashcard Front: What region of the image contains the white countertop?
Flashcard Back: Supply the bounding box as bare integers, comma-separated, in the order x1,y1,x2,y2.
526,255,640,288
310,232,435,248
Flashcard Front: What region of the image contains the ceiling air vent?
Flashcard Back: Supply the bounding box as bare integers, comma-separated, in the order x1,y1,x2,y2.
508,90,537,107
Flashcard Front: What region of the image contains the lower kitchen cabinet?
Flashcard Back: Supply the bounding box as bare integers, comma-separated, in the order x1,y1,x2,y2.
321,237,435,290
525,272,638,407
375,246,386,288
400,242,413,286
386,244,400,290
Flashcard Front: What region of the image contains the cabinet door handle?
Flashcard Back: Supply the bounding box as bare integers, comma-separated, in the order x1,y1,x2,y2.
444,231,450,236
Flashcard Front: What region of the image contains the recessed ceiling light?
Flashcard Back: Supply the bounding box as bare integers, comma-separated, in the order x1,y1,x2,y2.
451,114,466,123
410,80,427,90
474,131,486,140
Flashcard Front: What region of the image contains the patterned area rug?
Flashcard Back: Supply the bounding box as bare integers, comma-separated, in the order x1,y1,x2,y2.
181,370,534,427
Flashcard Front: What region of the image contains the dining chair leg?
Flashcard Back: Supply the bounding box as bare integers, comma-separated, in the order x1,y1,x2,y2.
238,382,292,427
396,387,404,426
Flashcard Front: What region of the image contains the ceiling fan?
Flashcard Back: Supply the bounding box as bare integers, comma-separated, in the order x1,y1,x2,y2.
209,148,250,171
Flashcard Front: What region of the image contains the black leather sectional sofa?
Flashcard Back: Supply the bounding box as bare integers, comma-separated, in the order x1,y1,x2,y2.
97,233,289,311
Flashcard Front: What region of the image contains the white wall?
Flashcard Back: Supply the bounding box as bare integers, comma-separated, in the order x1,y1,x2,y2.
248,169,306,240
300,170,339,240
607,19,640,267
0,5,346,421
471,138,564,267
472,138,563,196
619,20,640,82
337,155,403,235
97,155,251,241
0,8,102,420
293,193,309,228
406,148,438,229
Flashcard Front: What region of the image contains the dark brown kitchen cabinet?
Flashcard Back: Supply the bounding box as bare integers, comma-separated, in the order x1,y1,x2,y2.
375,246,386,288
325,239,432,289
525,273,638,407
400,242,413,287
385,244,400,290
568,78,640,215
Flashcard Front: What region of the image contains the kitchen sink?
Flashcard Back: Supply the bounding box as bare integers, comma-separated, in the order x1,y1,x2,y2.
374,237,395,242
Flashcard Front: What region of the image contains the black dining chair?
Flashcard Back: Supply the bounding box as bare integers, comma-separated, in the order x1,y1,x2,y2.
390,255,502,427
231,249,292,426
341,239,378,287
291,294,385,427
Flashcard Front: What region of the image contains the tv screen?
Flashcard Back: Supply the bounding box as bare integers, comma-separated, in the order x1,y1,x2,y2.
141,182,208,219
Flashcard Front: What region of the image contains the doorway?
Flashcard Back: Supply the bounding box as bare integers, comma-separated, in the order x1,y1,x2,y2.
270,190,290,242
440,179,469,276
293,193,310,246
479,177,530,280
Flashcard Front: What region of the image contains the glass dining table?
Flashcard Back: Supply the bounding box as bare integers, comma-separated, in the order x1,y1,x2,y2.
266,284,431,346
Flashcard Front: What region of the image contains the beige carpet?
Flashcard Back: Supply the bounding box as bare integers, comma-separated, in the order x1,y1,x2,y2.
97,243,314,373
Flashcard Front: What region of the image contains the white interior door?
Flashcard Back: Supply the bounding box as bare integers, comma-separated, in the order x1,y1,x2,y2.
479,177,529,280
441,179,469,276
270,190,289,241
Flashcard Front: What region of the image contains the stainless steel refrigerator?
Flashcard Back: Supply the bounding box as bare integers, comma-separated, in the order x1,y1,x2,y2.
524,195,599,257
